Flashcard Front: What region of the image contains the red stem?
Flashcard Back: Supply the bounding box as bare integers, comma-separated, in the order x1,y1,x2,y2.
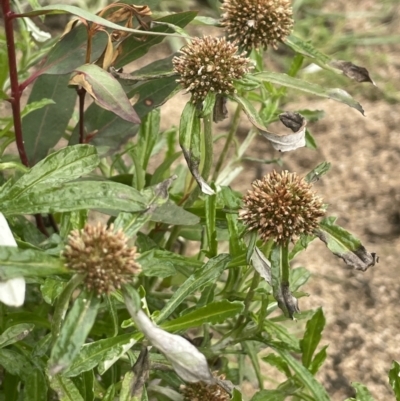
77,87,86,144
2,0,29,167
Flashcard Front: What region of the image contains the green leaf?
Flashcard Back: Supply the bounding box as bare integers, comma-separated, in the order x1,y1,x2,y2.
41,278,66,305
150,201,200,226
2,180,148,215
179,101,208,193
0,323,35,348
20,5,182,39
136,109,160,171
317,217,377,271
49,290,101,375
274,348,330,401
137,250,176,278
71,64,140,124
350,382,375,401
309,345,328,375
63,332,141,377
389,361,400,401
300,308,326,369
49,375,84,401
262,353,291,377
264,320,300,352
250,72,365,115
220,186,244,257
0,348,29,376
37,26,108,75
156,254,231,323
0,247,68,280
290,267,311,292
251,389,286,401
3,145,99,200
72,371,94,401
115,11,197,68
305,161,331,183
160,300,243,332
231,389,243,401
69,75,178,156
21,75,77,165
23,368,48,401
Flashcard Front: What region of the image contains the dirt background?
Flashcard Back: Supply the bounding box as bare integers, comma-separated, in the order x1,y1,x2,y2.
158,1,400,400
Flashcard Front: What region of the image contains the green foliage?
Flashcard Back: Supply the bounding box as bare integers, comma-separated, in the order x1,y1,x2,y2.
0,0,384,400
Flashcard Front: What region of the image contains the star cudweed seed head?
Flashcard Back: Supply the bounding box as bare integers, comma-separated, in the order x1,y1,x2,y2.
172,36,251,104
240,170,325,244
220,0,294,51
63,223,140,295
180,373,229,401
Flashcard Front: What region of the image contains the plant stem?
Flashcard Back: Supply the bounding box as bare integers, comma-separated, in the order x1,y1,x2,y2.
281,241,290,285
2,0,29,167
212,103,241,181
77,87,86,144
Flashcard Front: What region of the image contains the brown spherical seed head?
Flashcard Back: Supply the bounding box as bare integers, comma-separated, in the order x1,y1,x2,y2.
62,223,140,295
172,36,251,104
240,170,325,244
180,374,229,401
220,0,294,51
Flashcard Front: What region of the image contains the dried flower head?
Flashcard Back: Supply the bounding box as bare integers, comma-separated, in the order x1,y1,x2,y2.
63,223,140,295
172,36,251,103
180,373,229,401
240,170,325,244
220,0,294,51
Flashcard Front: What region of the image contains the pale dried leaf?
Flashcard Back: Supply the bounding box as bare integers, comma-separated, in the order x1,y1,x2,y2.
134,310,214,383
251,246,272,285
0,213,25,307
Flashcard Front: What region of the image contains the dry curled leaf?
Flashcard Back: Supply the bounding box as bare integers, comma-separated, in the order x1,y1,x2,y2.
275,283,300,320
251,246,272,285
330,60,375,86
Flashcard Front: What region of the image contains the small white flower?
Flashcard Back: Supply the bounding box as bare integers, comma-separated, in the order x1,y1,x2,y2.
0,213,25,307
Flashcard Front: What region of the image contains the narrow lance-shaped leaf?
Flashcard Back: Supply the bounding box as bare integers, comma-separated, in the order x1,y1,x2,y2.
49,375,84,401
19,5,182,38
156,253,231,323
160,300,244,332
0,323,35,348
300,308,326,369
317,216,378,271
179,101,214,195
389,361,400,401
63,332,141,377
49,290,101,375
0,247,68,280
69,64,140,124
3,145,99,200
249,72,365,115
0,213,25,307
274,348,330,401
2,181,148,216
285,35,375,85
24,368,48,401
349,382,375,401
